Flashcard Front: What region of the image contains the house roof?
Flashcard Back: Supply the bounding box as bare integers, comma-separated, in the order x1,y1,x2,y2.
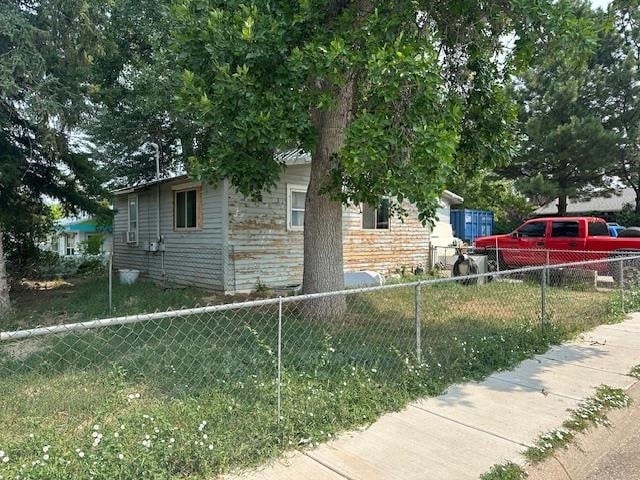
56,217,112,233
112,174,190,194
112,150,313,194
442,190,464,205
534,188,637,215
111,152,464,206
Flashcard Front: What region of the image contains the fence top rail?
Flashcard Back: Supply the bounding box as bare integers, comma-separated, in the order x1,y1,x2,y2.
3,254,640,342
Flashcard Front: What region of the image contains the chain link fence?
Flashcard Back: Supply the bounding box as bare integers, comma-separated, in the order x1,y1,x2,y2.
1,255,640,478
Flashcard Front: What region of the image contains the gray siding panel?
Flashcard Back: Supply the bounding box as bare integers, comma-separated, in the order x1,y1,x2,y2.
113,179,226,291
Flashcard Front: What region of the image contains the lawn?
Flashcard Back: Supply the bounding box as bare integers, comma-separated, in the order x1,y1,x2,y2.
0,274,633,479
5,275,225,331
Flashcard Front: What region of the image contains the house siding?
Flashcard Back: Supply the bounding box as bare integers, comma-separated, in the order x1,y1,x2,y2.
227,164,432,292
342,203,431,275
113,179,227,290
227,165,309,292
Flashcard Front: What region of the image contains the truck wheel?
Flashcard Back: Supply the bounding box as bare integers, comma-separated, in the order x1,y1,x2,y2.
452,255,479,286
485,249,508,271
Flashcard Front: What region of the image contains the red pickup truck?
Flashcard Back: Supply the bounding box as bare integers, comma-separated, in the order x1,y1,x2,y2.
473,217,640,272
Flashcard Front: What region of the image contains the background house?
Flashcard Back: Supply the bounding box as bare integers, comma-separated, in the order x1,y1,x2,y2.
112,160,462,293
534,188,636,220
44,217,113,256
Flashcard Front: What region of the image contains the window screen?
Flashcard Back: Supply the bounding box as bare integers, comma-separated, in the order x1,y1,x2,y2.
290,190,305,228
518,222,546,238
551,221,579,238
175,189,198,229
362,199,390,230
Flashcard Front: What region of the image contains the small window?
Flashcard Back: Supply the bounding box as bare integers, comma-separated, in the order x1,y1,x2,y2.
174,188,199,229
65,234,76,256
518,221,546,238
287,184,306,230
588,221,610,237
363,199,390,230
551,221,579,238
127,194,138,244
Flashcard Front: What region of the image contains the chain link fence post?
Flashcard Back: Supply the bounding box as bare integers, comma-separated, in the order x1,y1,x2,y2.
415,281,422,364
276,296,283,424
108,247,113,315
541,263,547,327
620,258,625,315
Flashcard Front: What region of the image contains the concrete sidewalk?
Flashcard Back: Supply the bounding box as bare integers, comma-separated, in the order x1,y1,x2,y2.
226,314,640,480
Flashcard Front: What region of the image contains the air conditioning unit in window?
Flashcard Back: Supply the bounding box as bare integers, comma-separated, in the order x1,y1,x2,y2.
126,231,137,244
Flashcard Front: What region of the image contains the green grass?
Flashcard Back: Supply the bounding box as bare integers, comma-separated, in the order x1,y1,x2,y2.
524,385,631,463
629,364,640,379
0,275,632,479
480,462,528,480
5,276,211,331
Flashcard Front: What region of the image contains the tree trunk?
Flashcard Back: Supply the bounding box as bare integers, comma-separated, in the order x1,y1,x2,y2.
302,78,354,318
0,229,11,317
634,189,640,214
557,194,568,216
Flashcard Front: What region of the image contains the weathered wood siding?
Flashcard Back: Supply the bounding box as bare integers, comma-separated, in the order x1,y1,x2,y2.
227,165,309,292
113,179,227,290
342,203,431,275
227,163,432,291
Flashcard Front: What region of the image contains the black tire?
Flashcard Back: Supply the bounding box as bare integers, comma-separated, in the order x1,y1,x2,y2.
452,255,479,286
617,227,640,237
484,248,508,271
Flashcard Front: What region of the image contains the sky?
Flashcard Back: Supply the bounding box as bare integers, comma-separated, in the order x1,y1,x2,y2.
591,0,612,9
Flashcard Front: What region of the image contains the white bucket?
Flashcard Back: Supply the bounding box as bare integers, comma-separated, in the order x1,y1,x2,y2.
118,269,140,285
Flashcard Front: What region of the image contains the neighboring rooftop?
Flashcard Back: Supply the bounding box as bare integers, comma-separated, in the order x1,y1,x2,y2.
535,188,637,215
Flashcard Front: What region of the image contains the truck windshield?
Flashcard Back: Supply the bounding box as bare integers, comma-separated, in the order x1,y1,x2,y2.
588,222,610,237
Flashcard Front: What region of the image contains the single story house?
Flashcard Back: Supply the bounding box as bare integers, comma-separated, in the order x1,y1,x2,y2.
112,158,462,293
534,188,637,220
43,217,112,256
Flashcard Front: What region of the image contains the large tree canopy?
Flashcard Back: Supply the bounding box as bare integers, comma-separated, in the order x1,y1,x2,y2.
171,0,573,310
87,0,201,187
0,0,109,313
504,1,618,215
590,0,640,211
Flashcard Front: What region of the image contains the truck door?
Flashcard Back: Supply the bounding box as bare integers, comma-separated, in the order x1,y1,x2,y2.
505,220,548,267
548,220,584,264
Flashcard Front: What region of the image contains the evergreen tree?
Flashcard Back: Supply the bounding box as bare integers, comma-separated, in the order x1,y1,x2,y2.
0,0,109,314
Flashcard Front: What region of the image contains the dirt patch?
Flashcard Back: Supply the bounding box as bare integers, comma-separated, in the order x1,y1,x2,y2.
7,277,93,329
2,338,47,361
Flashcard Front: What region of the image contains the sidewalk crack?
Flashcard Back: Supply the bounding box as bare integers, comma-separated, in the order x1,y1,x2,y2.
409,404,531,448
303,451,355,480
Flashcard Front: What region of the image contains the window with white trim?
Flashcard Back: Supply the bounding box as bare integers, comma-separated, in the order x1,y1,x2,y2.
362,199,390,230
287,184,306,230
65,234,76,256
127,194,138,244
174,188,200,229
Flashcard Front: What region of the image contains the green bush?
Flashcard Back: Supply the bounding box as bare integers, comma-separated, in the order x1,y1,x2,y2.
24,251,106,279
79,235,105,255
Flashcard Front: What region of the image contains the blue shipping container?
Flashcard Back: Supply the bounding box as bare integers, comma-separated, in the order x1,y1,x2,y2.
450,209,494,243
